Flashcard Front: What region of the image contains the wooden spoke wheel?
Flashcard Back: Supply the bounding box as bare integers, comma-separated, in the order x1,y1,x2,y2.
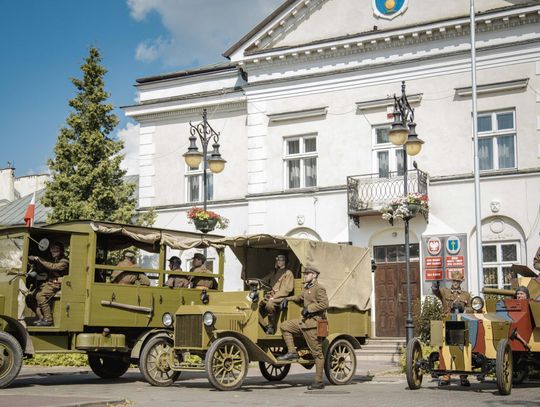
88,353,130,379
324,339,356,385
496,339,513,395
259,347,290,381
406,337,423,390
0,332,23,389
139,335,180,387
206,337,248,391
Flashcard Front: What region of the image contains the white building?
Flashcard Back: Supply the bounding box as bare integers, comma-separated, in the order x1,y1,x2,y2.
123,0,540,337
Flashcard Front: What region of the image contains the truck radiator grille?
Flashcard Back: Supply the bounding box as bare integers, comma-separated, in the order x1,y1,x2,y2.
175,315,202,347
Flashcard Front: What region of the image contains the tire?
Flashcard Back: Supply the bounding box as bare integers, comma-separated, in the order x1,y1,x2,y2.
139,335,180,387
406,337,423,390
496,339,513,395
205,337,248,391
259,347,290,381
0,331,23,389
88,353,130,379
324,339,357,385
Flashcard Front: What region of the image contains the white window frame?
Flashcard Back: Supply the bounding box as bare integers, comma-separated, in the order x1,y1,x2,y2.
283,134,318,189
482,241,520,290
371,125,407,177
184,158,213,203
477,110,517,171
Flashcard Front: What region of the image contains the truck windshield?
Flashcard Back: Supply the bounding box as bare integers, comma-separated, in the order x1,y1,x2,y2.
0,237,24,273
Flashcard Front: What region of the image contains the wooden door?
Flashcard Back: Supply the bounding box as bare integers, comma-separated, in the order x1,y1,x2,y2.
375,262,420,337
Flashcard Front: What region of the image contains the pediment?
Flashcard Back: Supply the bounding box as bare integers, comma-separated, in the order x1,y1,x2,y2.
225,0,535,61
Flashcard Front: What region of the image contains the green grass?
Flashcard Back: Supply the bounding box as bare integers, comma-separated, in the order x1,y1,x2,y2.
24,353,88,367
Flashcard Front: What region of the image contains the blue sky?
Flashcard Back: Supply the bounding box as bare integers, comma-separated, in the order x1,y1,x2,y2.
1,0,282,176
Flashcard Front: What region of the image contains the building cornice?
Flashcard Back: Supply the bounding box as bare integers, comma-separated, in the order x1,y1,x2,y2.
268,106,328,123
430,168,540,185
238,5,540,69
356,94,422,111
454,78,529,97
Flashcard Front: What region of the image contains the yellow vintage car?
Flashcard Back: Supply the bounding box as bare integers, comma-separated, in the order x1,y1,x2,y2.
138,234,372,390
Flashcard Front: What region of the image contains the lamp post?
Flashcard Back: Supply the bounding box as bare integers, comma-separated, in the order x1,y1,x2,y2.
389,81,424,344
183,108,226,229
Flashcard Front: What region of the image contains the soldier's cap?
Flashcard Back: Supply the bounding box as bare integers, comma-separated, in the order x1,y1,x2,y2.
275,254,287,261
450,270,464,281
50,242,64,251
302,266,320,275
168,256,181,263
515,286,530,299
192,253,206,262
123,250,136,258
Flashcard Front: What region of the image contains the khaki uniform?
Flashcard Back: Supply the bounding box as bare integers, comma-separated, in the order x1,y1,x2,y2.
534,247,540,271
190,265,215,289
259,267,294,329
111,259,151,286
166,273,190,288
34,256,69,322
433,286,472,315
281,280,329,383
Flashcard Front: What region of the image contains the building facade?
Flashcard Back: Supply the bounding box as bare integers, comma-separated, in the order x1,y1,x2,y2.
123,0,540,336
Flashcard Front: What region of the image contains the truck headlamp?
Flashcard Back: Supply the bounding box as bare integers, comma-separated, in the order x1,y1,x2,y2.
203,311,216,327
471,296,484,312
162,312,173,327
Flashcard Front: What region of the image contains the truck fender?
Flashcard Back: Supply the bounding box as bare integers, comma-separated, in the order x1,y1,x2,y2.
0,315,34,355
130,329,173,360
212,330,274,364
323,333,362,355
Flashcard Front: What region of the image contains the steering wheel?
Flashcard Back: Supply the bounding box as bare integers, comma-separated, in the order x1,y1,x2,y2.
246,278,272,291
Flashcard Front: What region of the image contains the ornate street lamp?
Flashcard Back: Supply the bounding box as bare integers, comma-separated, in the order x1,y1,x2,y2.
183,108,226,216
389,81,425,344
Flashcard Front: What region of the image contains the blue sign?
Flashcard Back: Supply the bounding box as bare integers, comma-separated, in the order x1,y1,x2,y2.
446,236,461,255
373,0,408,19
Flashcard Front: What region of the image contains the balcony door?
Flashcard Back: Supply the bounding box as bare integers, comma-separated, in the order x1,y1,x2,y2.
374,244,420,337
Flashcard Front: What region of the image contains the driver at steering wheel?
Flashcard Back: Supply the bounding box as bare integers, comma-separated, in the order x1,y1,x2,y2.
258,254,294,335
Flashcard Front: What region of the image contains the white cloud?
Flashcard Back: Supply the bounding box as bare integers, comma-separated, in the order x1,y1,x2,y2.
127,0,283,67
117,122,140,175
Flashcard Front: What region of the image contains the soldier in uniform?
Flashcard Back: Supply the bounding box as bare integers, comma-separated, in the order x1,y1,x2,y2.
28,242,69,326
111,250,151,286
258,254,294,335
189,253,216,289
165,256,189,288
278,267,328,390
432,270,472,386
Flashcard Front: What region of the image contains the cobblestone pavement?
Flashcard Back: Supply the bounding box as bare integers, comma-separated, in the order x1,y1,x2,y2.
1,363,539,407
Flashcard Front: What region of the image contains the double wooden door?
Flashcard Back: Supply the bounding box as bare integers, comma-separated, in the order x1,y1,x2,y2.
375,262,420,337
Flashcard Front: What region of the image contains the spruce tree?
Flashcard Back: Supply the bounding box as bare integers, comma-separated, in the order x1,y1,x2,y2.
42,47,136,224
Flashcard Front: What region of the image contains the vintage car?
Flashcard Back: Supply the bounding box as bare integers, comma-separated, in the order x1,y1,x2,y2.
406,266,540,395
138,234,372,390
0,221,223,388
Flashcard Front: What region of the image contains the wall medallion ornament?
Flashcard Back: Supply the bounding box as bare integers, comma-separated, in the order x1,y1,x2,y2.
372,0,409,20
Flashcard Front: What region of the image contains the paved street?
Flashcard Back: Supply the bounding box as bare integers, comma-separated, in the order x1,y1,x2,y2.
1,362,539,407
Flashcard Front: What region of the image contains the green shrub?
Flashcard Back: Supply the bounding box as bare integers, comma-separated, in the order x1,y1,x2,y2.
413,295,443,343
24,353,88,367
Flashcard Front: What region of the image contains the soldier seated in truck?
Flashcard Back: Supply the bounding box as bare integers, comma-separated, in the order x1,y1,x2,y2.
27,242,69,326
111,250,150,286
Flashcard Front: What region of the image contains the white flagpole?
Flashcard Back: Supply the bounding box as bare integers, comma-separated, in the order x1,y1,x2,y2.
470,0,483,295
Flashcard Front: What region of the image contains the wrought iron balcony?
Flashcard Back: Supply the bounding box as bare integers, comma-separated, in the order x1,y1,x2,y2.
347,169,428,218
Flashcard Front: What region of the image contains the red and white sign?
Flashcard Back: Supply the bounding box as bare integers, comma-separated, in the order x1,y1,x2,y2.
23,192,36,227
446,256,464,267
427,237,442,256
425,269,443,281
425,256,443,268
446,268,465,280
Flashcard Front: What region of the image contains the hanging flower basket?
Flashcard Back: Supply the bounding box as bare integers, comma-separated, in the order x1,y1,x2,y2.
379,193,429,224
187,207,229,233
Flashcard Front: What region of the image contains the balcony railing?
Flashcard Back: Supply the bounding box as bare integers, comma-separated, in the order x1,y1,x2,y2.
347,169,428,217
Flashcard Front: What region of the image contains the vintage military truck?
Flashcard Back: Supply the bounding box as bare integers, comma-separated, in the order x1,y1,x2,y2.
138,234,372,390
406,266,540,395
0,220,223,388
